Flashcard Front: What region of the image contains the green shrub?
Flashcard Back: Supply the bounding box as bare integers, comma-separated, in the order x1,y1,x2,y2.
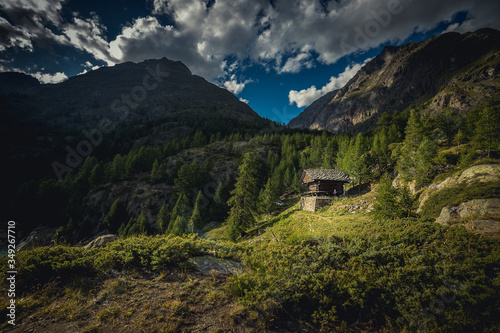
227,218,500,331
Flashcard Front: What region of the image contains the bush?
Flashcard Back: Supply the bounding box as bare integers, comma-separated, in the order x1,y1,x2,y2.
227,218,500,331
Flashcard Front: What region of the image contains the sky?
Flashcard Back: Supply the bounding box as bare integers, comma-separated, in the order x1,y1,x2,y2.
1,0,499,124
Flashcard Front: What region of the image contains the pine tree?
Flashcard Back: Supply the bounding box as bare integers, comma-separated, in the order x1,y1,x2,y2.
174,162,207,197
137,211,149,235
472,106,500,158
371,128,391,175
415,137,437,186
89,163,104,188
258,177,279,214
167,193,191,234
156,203,170,234
373,175,398,219
397,185,414,218
226,152,260,240
397,110,431,183
150,158,161,183
210,177,230,221
171,215,188,236
104,198,128,233
189,190,204,232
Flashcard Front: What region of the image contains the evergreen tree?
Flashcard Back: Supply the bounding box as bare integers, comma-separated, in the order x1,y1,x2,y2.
89,163,105,188
414,137,437,185
397,185,414,218
453,129,467,150
167,193,191,234
210,176,230,221
174,162,208,197
171,215,188,236
110,154,126,180
104,198,128,233
226,152,261,240
373,175,398,219
156,203,170,234
371,128,391,175
258,177,280,214
150,158,161,183
136,211,149,235
472,105,500,158
189,190,204,232
322,139,337,169
397,110,435,184
191,131,207,148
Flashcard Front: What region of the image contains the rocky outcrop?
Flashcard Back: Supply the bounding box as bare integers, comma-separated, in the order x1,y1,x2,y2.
418,164,500,212
289,28,500,133
17,227,57,252
436,199,500,238
84,234,118,249
190,255,244,275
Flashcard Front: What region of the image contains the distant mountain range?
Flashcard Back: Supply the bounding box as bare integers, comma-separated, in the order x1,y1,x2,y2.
288,28,500,133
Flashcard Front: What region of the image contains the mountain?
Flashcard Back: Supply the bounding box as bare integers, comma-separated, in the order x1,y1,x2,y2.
0,57,268,179
288,28,500,133
0,57,259,129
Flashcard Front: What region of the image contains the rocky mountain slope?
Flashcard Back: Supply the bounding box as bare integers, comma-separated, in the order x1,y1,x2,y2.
288,28,500,133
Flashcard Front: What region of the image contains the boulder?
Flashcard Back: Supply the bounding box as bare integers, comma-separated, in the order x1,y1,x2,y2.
17,227,57,252
418,164,500,212
436,198,500,238
85,234,118,249
190,255,244,275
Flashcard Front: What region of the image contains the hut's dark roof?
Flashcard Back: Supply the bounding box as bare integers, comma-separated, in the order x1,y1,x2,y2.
302,169,351,182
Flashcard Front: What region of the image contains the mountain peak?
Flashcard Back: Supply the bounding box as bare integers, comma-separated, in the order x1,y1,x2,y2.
288,28,500,133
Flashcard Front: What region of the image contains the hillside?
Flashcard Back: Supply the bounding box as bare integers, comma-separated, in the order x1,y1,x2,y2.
2,191,499,332
288,28,500,133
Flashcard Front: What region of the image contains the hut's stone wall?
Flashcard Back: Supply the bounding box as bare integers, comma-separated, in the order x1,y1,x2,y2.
299,197,334,212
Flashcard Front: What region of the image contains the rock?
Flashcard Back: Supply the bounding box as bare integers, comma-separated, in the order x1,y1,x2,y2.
435,198,500,238
17,227,57,252
418,164,500,212
190,255,244,275
84,234,118,249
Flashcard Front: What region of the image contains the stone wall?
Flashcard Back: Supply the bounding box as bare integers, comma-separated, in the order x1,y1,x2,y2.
300,196,334,212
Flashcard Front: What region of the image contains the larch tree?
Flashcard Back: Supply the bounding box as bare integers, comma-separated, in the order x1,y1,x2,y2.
226,152,261,240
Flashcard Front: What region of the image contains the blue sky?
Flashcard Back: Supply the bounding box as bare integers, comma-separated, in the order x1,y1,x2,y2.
1,0,499,123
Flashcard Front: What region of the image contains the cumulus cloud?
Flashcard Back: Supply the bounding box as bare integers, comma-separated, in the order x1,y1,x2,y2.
277,51,314,74
289,60,370,108
0,0,67,51
1,0,500,83
222,74,253,95
63,14,118,65
32,71,67,83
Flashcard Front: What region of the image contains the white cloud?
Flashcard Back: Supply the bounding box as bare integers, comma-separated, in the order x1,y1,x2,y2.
62,15,118,66
239,97,249,104
223,74,253,95
277,52,314,74
2,0,500,85
289,60,370,108
32,71,67,84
